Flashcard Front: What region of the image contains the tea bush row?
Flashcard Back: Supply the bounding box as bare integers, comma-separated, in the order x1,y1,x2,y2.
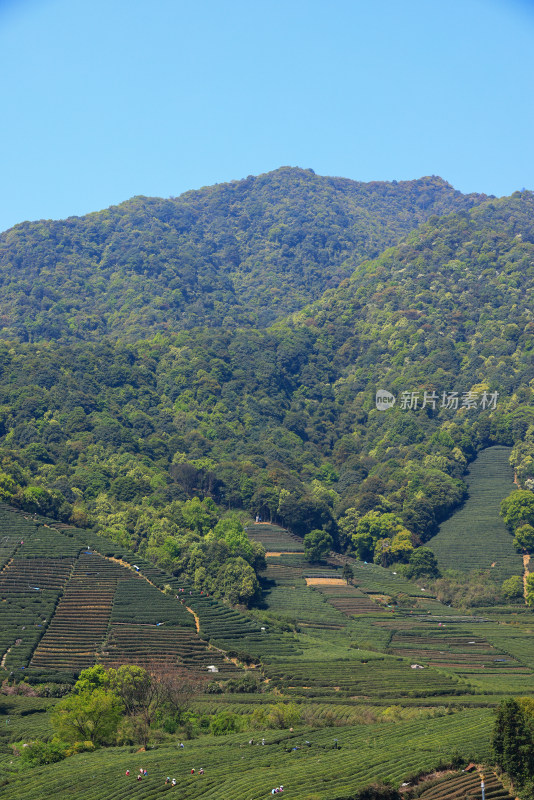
111,580,194,627
0,709,493,800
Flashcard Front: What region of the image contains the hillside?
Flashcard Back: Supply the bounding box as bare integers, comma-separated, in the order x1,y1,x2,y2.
1,176,534,797
0,191,532,586
0,168,488,341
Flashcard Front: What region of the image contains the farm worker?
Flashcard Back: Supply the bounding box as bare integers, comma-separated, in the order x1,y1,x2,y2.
165,777,170,784
125,770,130,776
261,738,265,745
191,768,195,774
172,778,177,786
144,770,148,776
179,742,184,748
137,775,142,781
199,768,204,774
139,768,143,773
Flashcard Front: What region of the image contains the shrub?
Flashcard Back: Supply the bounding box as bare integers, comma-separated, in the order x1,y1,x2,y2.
210,711,243,735
16,739,67,766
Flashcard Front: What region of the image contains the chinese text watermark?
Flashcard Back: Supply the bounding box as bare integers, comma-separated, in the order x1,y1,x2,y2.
376,389,499,412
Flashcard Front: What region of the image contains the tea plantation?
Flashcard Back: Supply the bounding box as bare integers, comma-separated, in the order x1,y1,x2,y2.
428,447,522,580
1,710,494,800
0,451,533,800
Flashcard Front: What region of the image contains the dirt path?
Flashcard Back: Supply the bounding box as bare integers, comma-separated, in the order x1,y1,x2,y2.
0,646,11,668
0,557,13,575
185,605,200,634
523,553,530,598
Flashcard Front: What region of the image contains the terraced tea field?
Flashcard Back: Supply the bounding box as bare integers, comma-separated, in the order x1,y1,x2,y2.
0,491,532,800
262,584,349,630
429,446,522,580
265,655,468,698
0,708,494,800
416,769,513,800
246,522,305,553
247,504,534,698
0,515,259,680
102,624,240,676
346,560,428,597
313,583,387,616
30,554,134,672
110,578,194,627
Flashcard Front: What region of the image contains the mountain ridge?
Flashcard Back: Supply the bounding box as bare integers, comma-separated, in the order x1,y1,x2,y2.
0,167,490,341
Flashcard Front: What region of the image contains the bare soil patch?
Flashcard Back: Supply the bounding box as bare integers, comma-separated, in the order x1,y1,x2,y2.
305,577,347,586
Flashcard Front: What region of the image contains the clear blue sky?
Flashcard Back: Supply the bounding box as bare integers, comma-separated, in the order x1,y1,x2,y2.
1,0,533,231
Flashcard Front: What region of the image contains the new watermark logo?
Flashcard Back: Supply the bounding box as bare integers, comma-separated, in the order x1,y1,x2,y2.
376,389,499,412
375,390,396,410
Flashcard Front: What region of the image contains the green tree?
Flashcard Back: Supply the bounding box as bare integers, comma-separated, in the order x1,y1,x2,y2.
304,529,333,562
73,664,108,693
338,507,360,550
107,665,152,717
17,739,68,766
181,496,218,536
217,556,260,605
492,698,534,789
375,530,414,567
213,515,256,563
406,547,440,579
513,524,534,554
351,511,410,563
50,688,123,745
501,491,534,531
502,575,524,602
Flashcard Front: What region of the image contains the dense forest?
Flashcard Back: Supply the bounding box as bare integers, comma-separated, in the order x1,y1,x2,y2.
0,174,532,604
0,168,489,340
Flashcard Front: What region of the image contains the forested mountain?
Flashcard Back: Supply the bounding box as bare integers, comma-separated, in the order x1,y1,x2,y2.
0,184,532,599
0,168,489,341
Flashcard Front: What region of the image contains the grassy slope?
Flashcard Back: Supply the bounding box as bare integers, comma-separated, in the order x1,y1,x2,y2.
428,447,521,580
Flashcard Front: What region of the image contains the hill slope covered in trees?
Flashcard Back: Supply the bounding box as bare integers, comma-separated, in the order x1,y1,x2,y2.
0,168,488,341
0,187,531,593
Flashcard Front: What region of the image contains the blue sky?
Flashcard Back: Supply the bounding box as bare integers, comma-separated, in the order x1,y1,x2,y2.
0,0,533,231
